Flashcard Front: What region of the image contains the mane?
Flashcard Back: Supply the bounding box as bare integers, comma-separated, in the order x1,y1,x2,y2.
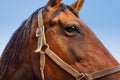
0,4,78,78
0,7,42,78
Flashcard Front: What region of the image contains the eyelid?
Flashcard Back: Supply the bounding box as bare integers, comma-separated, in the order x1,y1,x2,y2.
66,24,80,33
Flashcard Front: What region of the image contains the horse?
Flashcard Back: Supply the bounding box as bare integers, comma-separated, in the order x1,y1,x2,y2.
0,0,120,80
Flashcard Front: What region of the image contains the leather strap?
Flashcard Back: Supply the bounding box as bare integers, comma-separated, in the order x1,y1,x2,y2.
35,8,46,80
88,65,120,79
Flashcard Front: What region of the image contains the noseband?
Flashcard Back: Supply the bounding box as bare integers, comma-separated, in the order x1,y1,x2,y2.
34,8,120,80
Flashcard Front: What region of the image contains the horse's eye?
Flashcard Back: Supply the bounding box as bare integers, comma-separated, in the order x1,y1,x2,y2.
65,25,80,33
64,25,80,37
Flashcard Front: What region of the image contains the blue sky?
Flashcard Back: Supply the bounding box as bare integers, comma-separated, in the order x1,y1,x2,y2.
0,0,120,62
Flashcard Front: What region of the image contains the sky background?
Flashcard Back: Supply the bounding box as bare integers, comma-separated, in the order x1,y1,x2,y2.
0,0,120,62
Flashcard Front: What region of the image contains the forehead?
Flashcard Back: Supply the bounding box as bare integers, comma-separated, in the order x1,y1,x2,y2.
50,4,79,20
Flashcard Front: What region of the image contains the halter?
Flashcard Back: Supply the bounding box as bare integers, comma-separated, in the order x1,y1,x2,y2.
35,8,120,80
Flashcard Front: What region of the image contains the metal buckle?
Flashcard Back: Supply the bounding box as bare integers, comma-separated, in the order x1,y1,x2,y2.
76,73,88,80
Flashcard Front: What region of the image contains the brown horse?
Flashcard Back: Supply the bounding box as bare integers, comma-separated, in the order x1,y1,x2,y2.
0,0,120,80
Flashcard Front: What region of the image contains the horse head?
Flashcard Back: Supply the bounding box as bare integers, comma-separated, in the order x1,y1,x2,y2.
0,0,120,80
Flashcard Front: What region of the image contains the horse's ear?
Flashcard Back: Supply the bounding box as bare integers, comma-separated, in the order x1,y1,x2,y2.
47,0,62,7
70,0,84,13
